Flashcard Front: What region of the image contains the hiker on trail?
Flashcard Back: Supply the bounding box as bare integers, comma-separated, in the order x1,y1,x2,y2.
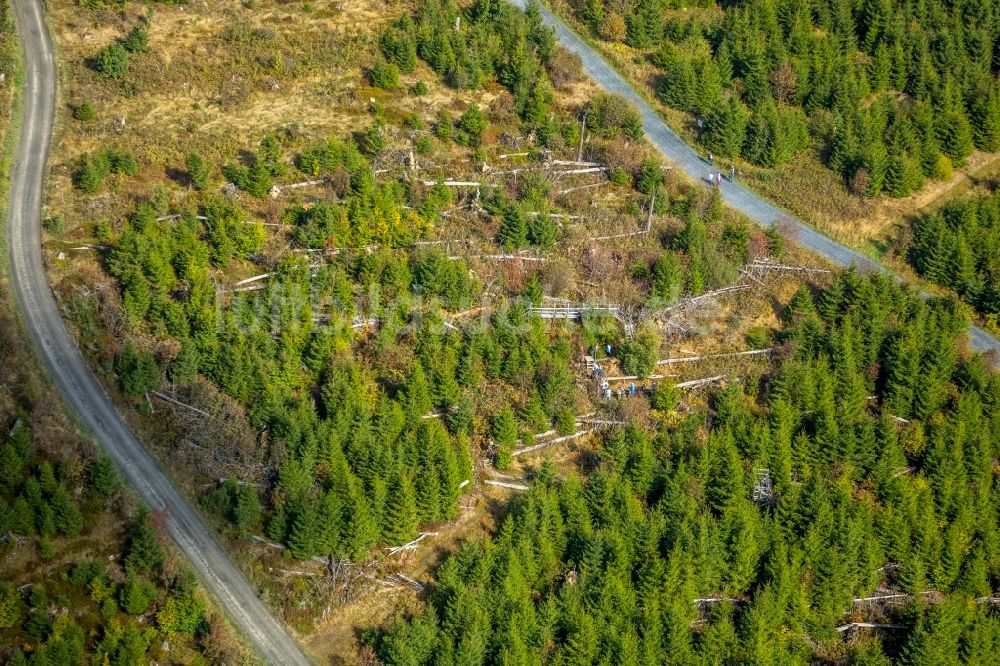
629,383,636,395
708,151,714,163
730,165,736,181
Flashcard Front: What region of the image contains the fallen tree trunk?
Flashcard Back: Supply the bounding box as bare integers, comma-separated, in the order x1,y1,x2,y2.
657,348,774,365
513,430,592,456
484,480,530,491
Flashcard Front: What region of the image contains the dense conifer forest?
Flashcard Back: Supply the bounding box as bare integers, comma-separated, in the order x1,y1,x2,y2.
563,0,1000,197
43,0,1000,659
910,187,1000,322
373,273,1000,664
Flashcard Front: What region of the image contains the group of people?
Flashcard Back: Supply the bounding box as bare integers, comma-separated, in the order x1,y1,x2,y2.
598,381,657,401
705,153,738,187
590,346,657,401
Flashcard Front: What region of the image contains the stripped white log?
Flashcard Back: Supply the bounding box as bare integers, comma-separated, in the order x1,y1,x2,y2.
234,273,271,286
278,178,327,192
155,214,208,222
603,374,676,381
549,159,603,168
484,480,530,491
499,152,531,159
836,623,906,632
746,259,831,275
392,573,425,591
589,227,648,242
675,375,726,389
657,348,775,365
534,429,557,439
553,166,607,176
233,284,266,293
458,479,470,489
242,221,288,228
575,418,626,426
456,254,548,263
513,430,592,456
251,535,287,550
655,285,751,316
388,532,439,556
150,391,210,418
852,594,912,603
851,591,935,604
421,180,481,187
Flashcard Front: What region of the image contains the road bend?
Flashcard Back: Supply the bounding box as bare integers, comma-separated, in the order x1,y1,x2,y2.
7,1,311,662
512,0,1000,357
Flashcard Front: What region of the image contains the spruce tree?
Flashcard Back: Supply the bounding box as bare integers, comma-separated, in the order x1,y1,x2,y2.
492,406,519,469
972,87,1000,151
124,511,165,575
497,205,527,251
704,98,748,158
383,473,419,546
51,486,84,538
288,501,320,559
185,153,211,191
527,213,557,251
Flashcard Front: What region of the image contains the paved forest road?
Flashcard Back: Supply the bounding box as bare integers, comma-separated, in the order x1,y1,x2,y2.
7,1,311,663
513,0,1000,356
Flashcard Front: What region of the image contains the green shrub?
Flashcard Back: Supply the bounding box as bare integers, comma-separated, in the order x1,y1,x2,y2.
72,100,97,122
74,153,111,193
186,152,210,190
42,216,65,235
110,151,139,177
115,343,159,398
121,24,148,53
94,43,129,80
456,104,487,147
369,60,400,90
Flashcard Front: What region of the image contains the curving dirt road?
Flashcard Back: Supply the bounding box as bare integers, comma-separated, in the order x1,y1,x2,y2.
7,1,311,663
514,0,1000,356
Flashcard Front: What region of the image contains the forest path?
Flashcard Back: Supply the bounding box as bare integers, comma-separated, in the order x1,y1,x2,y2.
512,0,1000,356
7,1,312,662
